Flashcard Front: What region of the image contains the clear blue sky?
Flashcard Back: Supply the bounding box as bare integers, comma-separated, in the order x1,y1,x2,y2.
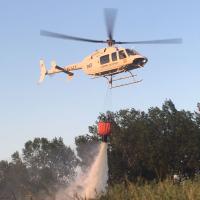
0,0,199,160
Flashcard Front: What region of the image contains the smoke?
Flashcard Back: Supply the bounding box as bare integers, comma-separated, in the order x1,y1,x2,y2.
56,142,108,199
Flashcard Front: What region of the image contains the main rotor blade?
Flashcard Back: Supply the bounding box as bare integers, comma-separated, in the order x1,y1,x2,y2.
116,38,183,44
104,8,118,40
40,30,106,44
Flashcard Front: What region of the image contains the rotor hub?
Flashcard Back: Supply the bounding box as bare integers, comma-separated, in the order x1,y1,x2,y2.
107,39,115,46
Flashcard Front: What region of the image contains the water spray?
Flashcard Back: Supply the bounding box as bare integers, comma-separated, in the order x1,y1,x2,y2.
56,142,108,199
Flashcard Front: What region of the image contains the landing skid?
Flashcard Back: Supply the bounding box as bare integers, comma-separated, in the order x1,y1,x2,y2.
104,71,142,89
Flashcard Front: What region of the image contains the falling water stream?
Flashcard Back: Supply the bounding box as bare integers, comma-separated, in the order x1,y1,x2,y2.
56,142,108,199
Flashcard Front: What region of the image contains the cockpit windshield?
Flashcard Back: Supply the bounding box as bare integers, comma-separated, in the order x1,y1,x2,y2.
126,49,139,56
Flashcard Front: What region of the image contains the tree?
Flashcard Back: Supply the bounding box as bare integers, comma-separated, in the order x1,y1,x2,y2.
0,153,29,200
106,100,200,182
1,100,200,199
22,137,78,198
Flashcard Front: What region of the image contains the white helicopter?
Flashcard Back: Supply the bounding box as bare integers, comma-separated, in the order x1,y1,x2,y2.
39,9,182,88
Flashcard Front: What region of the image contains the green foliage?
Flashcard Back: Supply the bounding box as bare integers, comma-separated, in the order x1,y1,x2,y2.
23,137,78,184
0,154,29,200
0,137,78,200
105,100,200,183
0,100,200,199
73,100,200,184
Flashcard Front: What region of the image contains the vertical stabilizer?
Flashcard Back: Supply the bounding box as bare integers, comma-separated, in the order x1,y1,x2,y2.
39,59,47,83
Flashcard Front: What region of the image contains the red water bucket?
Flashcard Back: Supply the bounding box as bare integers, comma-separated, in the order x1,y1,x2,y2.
98,122,111,136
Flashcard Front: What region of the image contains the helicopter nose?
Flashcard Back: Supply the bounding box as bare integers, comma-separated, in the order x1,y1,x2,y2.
142,57,148,64
133,57,148,67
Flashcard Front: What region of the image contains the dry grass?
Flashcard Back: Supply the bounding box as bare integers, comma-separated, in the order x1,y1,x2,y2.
97,178,200,200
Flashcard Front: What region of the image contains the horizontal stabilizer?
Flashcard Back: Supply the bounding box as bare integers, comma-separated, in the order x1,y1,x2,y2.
55,66,74,76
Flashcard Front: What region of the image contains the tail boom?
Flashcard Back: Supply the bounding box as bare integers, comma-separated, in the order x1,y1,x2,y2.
39,60,82,83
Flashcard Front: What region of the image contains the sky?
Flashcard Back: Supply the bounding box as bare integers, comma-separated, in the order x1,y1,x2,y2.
0,0,200,160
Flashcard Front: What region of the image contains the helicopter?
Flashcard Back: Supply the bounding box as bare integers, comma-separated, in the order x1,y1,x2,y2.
39,9,182,88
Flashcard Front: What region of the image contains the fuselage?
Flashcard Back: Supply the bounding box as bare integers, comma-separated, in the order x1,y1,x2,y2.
80,46,148,76
43,46,148,81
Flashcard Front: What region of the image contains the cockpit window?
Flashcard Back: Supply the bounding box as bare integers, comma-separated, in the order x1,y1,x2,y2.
119,50,127,59
126,49,138,56
111,52,117,61
100,54,110,64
